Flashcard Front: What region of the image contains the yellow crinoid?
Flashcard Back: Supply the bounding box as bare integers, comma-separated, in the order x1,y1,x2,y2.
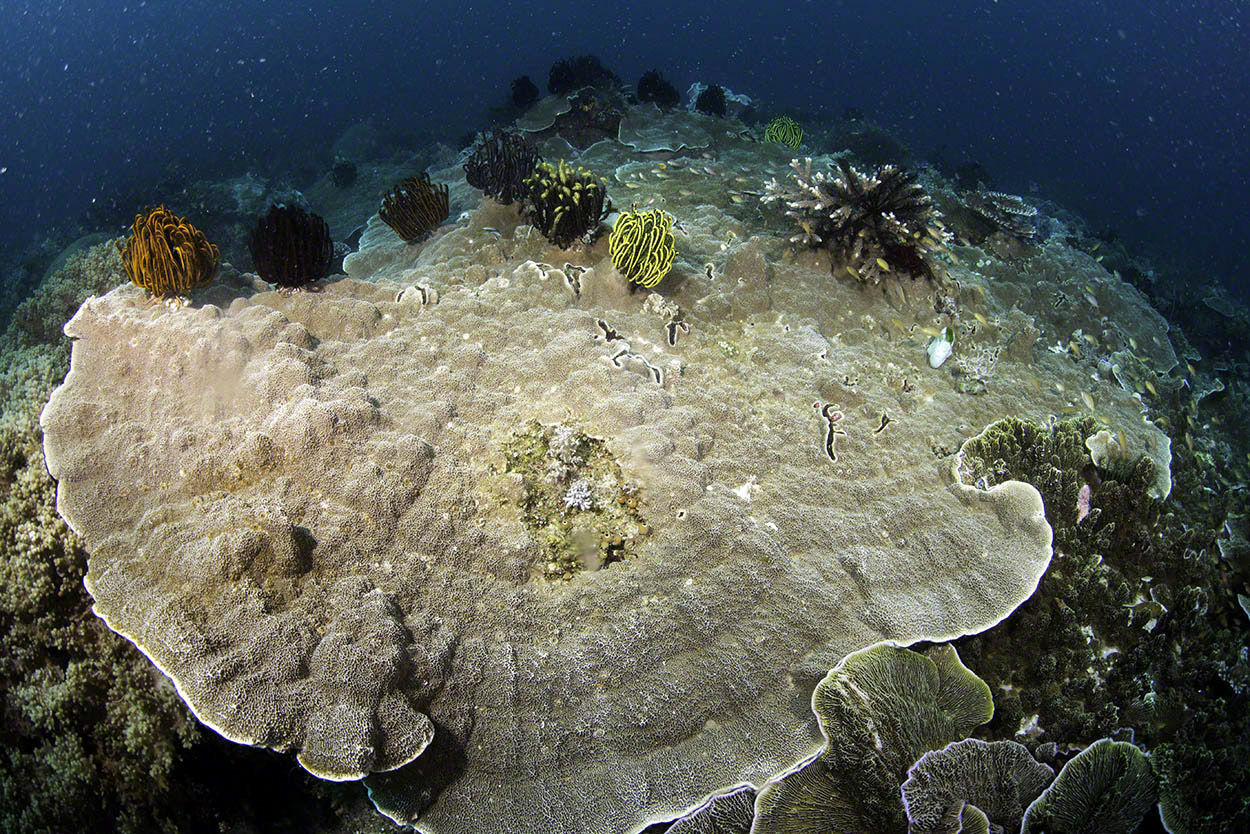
608,208,675,288
117,206,220,297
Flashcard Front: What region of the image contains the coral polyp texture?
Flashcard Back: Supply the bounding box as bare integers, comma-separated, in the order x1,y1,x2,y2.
247,203,334,289
463,130,541,206
522,159,610,248
378,172,450,243
763,116,803,150
608,207,676,287
763,157,950,286
116,205,219,297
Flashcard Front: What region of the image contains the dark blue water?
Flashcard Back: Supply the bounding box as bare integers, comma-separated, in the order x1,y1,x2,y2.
1,0,1247,294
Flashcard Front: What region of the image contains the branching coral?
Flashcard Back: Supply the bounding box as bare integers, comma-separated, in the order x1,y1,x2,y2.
116,206,219,297
608,208,676,288
762,157,950,286
463,130,541,206
522,160,610,248
763,116,803,150
379,173,449,243
247,203,334,290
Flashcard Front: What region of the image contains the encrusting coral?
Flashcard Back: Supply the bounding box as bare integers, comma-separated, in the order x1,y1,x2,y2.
608,207,676,288
762,157,950,287
116,205,219,297
247,203,334,290
522,159,611,248
379,172,449,243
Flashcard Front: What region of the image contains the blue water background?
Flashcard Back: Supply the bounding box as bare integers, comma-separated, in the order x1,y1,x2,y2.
1,0,1246,293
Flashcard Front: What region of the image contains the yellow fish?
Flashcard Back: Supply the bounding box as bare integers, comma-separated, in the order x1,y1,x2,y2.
876,258,891,271
973,312,989,326
1144,379,1158,396
1081,391,1095,411
1069,341,1082,357
1116,431,1128,456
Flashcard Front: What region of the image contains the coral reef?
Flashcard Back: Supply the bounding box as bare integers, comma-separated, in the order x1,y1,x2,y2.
763,116,803,150
547,54,618,95
116,206,219,297
511,74,539,109
694,84,727,117
1020,739,1156,834
521,159,611,247
762,157,950,286
960,189,1040,241
636,69,680,109
247,203,334,290
378,172,449,242
608,208,676,288
463,130,541,206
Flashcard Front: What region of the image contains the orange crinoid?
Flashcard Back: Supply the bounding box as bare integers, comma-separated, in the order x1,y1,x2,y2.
117,206,220,297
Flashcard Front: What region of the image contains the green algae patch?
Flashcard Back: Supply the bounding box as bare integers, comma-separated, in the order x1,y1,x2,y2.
500,421,648,580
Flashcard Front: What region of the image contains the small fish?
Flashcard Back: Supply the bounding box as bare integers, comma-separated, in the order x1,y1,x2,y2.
1069,340,1082,357
876,257,891,271
730,194,747,204
625,182,643,189
1129,337,1138,350
1055,382,1065,392
1144,379,1158,396
889,317,908,334
1184,432,1194,451
920,326,941,338
1095,254,1105,262
1083,292,1099,308
1029,377,1042,394
1084,333,1098,345
973,311,989,326
1186,361,1197,376
1090,241,1102,252
1116,431,1128,456
1081,391,1095,411
656,162,667,170
481,227,502,238
846,264,861,279
1059,405,1080,414
703,166,717,175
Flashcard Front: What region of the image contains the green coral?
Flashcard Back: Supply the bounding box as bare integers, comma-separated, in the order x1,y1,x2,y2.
953,417,1250,833
500,421,648,580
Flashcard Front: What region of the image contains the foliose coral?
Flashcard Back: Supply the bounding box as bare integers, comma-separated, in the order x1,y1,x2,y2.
116,206,219,297
522,159,611,248
761,157,950,286
379,172,449,243
463,130,541,206
247,203,334,290
608,207,676,288
961,189,1039,240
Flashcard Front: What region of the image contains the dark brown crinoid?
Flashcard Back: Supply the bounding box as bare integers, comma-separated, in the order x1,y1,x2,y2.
463,131,541,206
248,203,334,289
379,173,449,243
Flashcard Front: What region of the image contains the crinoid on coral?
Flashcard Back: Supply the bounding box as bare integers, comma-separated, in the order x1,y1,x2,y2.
511,74,540,109
378,172,449,243
608,208,676,288
694,83,727,117
547,54,619,95
763,116,803,150
521,159,610,248
961,189,1039,240
463,130,541,206
247,203,334,290
636,69,680,109
762,157,951,286
116,205,219,297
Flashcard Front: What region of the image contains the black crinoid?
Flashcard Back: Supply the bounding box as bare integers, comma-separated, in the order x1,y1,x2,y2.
463,130,541,206
248,203,334,290
762,157,951,286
